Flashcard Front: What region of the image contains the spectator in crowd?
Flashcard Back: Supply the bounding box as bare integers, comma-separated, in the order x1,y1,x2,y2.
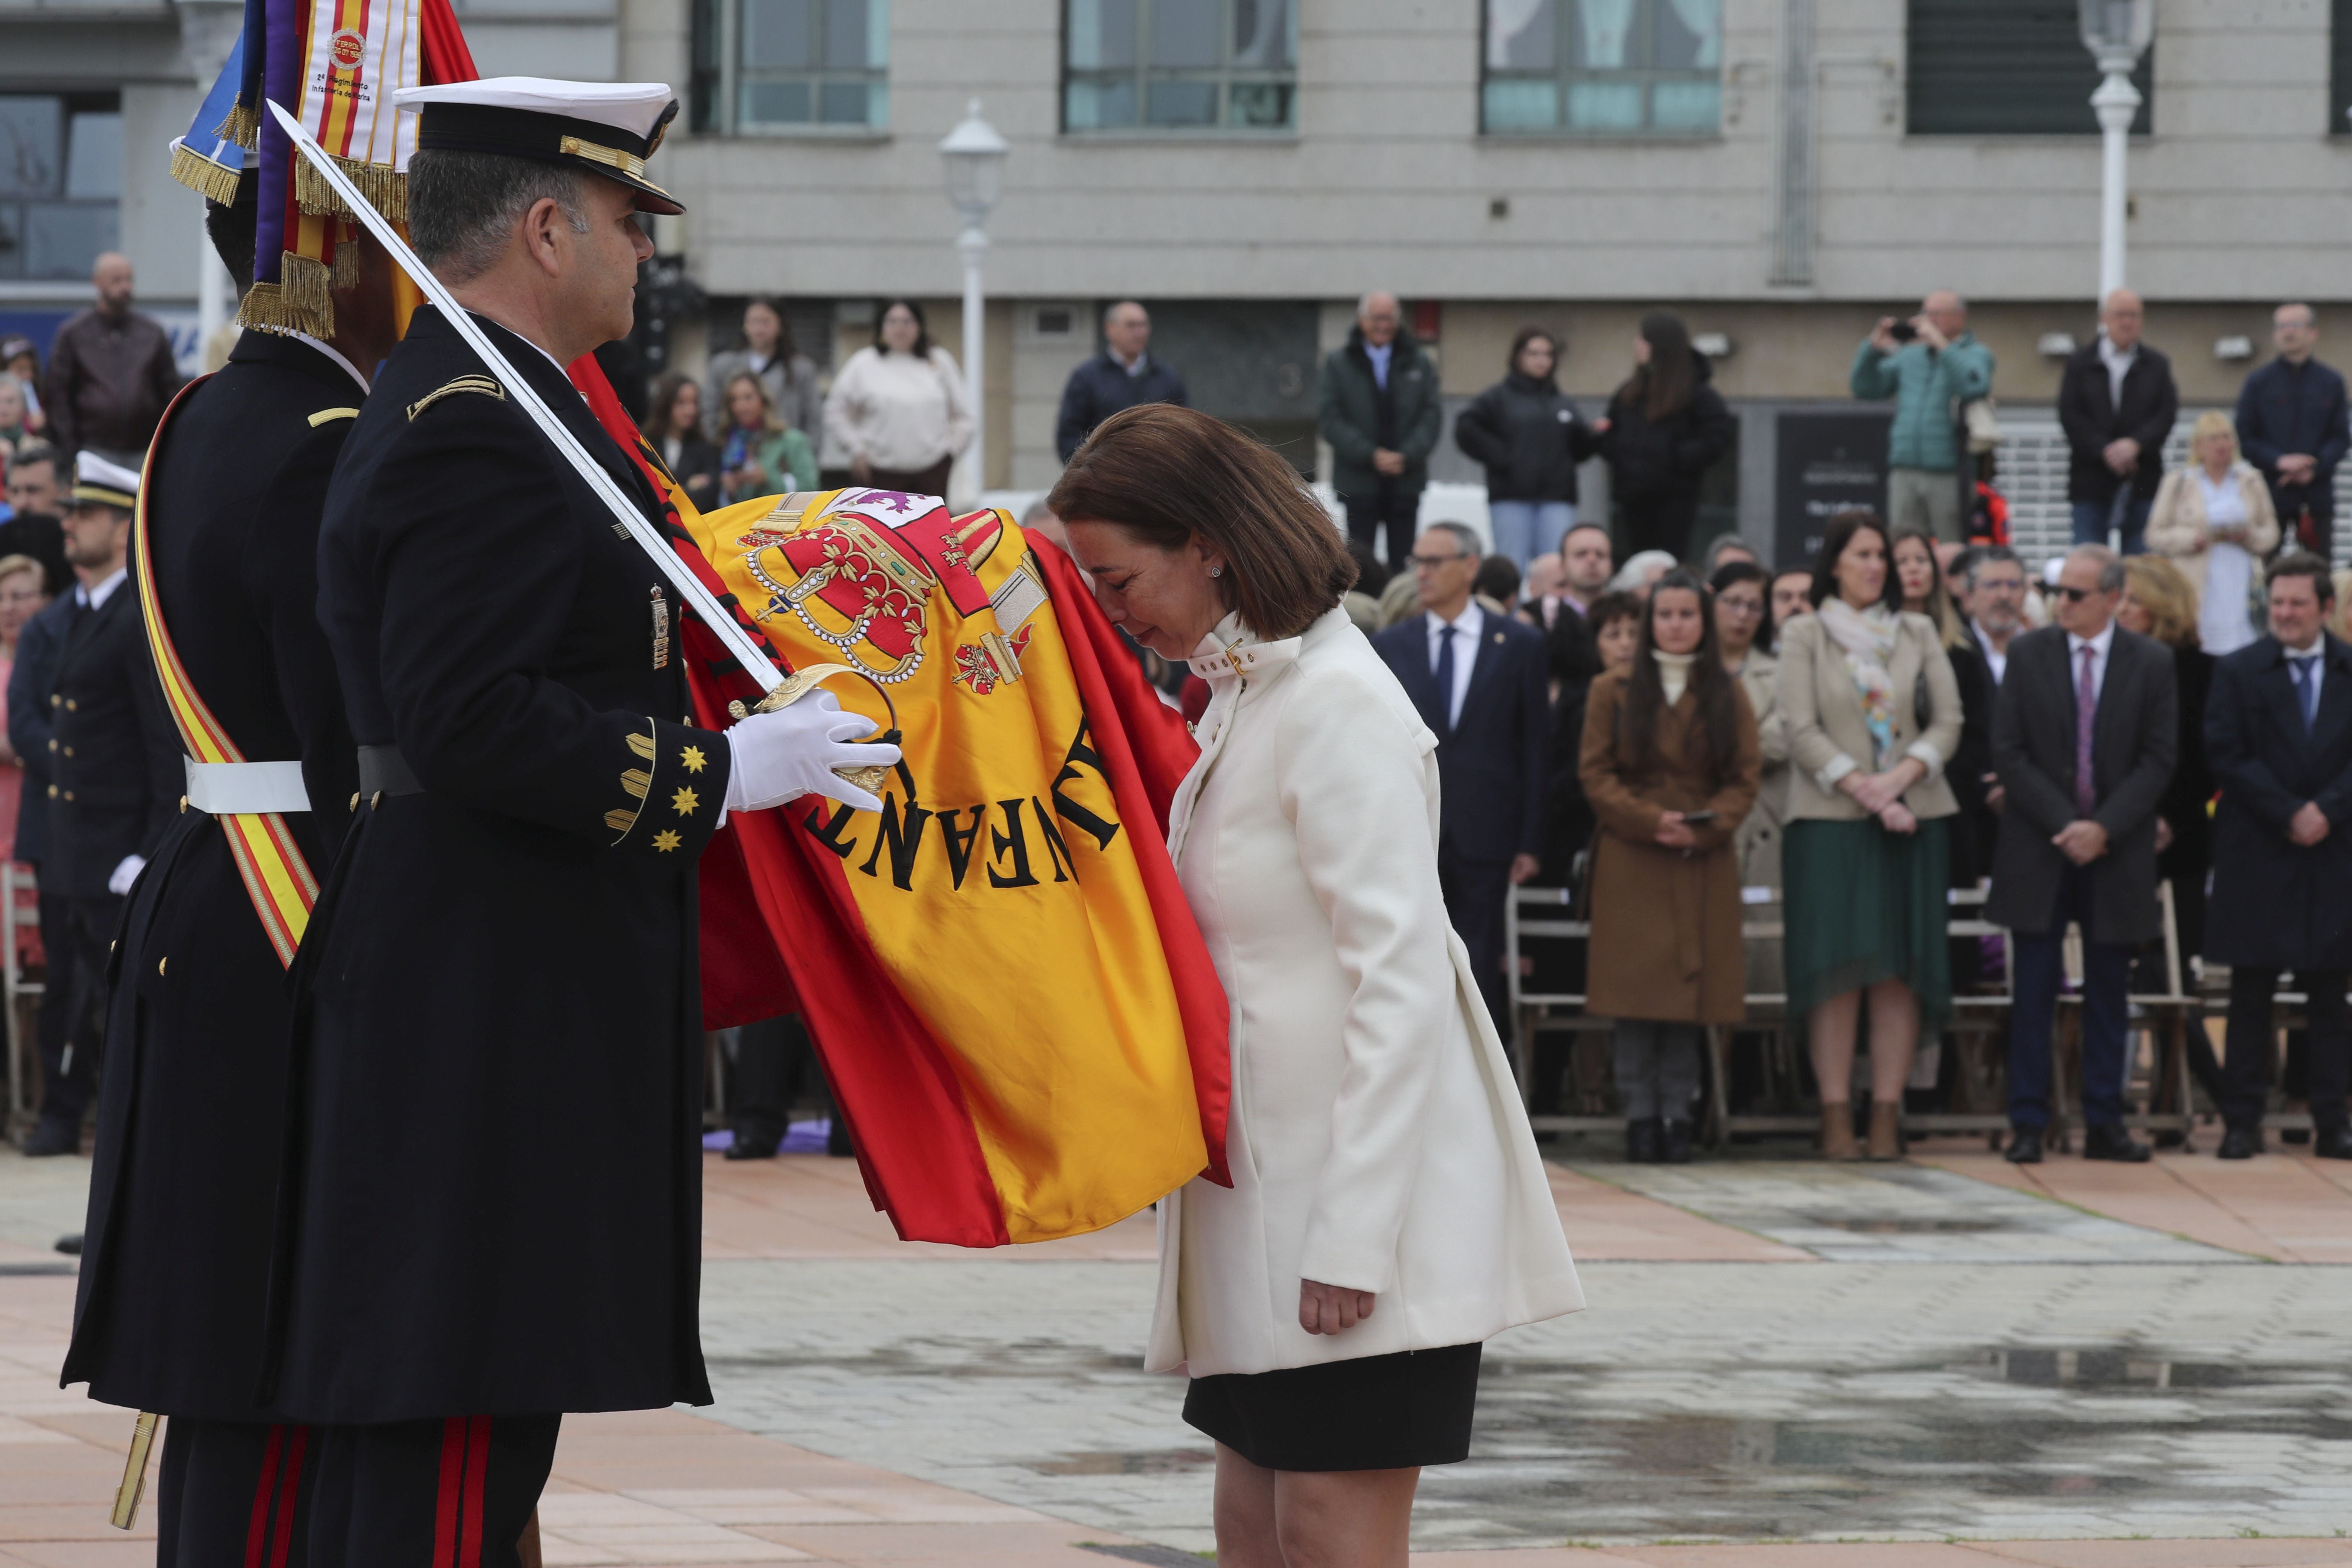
1949,545,2027,877
2235,303,2348,558
1779,511,1963,1160
1318,291,1441,569
1473,553,1522,617
1704,534,1759,575
0,376,29,459
1895,523,1991,881
42,253,178,461
0,555,47,869
1850,291,1994,544
1613,549,1677,600
1375,567,1421,631
2332,569,2352,643
2149,412,2281,659
1454,328,1597,570
717,371,818,505
1588,590,1643,678
2058,288,2179,554
1372,521,1551,1032
1056,300,1188,462
2205,553,2352,1161
1891,524,1966,647
1541,589,1643,885
642,374,724,510
6,543,68,1153
1580,570,1759,1164
706,297,821,441
1520,551,1565,625
1987,545,2175,1164
1529,522,1612,684
0,444,67,596
1713,561,1788,897
823,300,973,499
1769,566,1814,646
1561,521,1614,619
1596,313,1733,561
0,338,42,434
2117,554,2217,972
1958,545,2027,687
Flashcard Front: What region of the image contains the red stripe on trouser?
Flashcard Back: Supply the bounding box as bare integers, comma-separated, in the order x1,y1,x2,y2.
459,1416,492,1568
432,1418,467,1567
244,1425,287,1568
268,1426,308,1568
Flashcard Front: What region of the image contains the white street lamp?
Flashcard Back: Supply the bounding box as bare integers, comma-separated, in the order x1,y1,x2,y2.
938,99,1008,505
2079,0,2153,301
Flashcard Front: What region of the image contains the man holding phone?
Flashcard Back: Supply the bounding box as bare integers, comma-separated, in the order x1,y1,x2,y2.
1851,290,1996,545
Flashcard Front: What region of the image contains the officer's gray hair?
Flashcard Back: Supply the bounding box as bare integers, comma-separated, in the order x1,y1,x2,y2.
408,150,592,285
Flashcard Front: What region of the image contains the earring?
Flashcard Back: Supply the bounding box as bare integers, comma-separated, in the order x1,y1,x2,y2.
1210,566,1223,578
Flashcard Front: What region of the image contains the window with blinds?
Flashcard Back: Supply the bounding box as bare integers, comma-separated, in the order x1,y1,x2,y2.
1906,0,2151,136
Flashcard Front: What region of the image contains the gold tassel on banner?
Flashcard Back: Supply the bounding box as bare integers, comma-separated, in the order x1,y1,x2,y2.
331,225,358,291
294,155,406,224
234,254,335,339
218,100,261,150
169,142,245,206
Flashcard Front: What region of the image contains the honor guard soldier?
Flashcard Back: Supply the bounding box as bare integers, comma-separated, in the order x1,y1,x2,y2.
32,452,178,1145
58,154,402,1559
266,77,892,1559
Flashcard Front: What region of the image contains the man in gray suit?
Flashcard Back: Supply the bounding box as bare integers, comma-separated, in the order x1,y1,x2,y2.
1987,545,2177,1164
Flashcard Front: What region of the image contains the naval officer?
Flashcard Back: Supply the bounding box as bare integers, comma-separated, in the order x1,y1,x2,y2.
59,159,402,1558
264,77,892,1560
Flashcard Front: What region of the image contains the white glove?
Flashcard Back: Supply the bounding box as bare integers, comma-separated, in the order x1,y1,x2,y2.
723,689,899,816
107,854,146,896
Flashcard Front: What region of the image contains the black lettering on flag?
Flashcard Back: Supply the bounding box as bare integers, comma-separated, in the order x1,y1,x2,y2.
1031,796,1075,883
858,794,934,890
938,804,987,889
1051,720,1122,852
802,801,859,859
988,798,1041,888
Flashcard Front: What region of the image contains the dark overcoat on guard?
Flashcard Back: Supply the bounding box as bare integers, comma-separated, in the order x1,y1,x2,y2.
2205,632,2352,970
40,576,177,900
62,332,365,1416
264,307,732,1424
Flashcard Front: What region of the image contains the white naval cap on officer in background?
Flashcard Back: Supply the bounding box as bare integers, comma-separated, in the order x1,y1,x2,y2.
70,450,143,513
392,77,685,215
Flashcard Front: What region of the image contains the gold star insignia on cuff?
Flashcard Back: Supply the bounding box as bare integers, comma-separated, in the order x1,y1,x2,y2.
672,786,700,816
652,829,683,852
680,744,707,773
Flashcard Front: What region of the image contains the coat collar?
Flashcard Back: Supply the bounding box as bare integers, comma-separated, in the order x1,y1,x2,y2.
1187,609,1303,697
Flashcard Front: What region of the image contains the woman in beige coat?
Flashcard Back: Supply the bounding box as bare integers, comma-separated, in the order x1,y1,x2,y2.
1777,511,1963,1160
1580,569,1761,1164
1053,404,1581,1568
2146,410,2281,657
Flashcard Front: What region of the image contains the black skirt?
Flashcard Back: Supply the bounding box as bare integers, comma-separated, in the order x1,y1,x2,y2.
1182,1343,1482,1472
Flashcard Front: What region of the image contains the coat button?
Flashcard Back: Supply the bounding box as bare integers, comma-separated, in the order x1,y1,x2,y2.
45,739,55,752
48,695,59,708
64,699,76,711
45,785,55,799
349,793,360,811
157,957,167,977
61,746,71,757
179,796,189,814
62,791,73,801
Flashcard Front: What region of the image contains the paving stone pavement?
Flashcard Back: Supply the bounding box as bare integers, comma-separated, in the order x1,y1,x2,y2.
698,1254,2352,1553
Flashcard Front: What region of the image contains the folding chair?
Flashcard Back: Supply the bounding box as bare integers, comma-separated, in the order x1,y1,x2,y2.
1507,884,1619,1135
3,862,41,1135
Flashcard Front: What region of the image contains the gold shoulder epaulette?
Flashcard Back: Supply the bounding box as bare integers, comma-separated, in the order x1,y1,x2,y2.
308,406,360,427
406,375,505,423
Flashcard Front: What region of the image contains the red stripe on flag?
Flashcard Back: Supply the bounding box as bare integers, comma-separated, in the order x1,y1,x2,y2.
418,0,477,83
432,1418,466,1568
244,1425,285,1568
268,1427,308,1568
458,1415,491,1568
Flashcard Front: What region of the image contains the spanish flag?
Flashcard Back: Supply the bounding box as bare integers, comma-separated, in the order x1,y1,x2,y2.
567,370,1228,1246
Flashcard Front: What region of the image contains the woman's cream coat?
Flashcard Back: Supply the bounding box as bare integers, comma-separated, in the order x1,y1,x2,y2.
2145,461,2282,605
1145,608,1583,1379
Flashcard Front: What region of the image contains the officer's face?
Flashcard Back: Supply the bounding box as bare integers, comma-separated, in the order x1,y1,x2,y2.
63,505,129,571
564,179,655,352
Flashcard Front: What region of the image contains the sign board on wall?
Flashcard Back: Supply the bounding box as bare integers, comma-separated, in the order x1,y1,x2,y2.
1774,410,1893,569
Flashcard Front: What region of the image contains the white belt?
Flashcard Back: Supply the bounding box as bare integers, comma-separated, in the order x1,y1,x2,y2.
183,757,312,815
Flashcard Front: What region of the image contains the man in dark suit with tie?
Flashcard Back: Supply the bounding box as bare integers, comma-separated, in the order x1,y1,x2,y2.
1986,545,2176,1164
2205,551,2352,1160
1372,520,1550,1034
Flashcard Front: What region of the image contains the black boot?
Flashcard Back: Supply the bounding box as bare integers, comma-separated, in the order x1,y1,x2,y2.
1660,1118,1694,1164
1625,1118,1662,1164
2082,1123,2152,1163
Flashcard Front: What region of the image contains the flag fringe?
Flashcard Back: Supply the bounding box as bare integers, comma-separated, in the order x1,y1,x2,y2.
169,142,245,206
294,156,406,223
235,253,335,339
217,100,261,150
331,232,358,291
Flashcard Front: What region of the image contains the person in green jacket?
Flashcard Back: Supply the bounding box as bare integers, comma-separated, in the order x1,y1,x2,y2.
718,369,818,505
1317,291,1443,568
1850,290,1995,545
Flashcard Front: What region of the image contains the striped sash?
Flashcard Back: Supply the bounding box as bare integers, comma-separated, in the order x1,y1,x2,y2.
134,377,321,968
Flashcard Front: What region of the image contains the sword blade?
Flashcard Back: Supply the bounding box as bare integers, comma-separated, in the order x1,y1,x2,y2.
262,99,781,694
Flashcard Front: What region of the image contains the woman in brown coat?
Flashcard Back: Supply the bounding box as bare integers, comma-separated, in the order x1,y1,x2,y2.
1580,569,1762,1164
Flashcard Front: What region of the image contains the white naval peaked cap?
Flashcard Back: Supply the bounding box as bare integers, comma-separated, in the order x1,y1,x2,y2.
394,77,683,214
71,450,142,511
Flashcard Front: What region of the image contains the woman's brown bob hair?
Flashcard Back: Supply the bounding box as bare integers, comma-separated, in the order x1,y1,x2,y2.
1048,403,1357,640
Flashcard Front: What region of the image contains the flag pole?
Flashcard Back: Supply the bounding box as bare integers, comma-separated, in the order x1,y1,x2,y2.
262,98,782,696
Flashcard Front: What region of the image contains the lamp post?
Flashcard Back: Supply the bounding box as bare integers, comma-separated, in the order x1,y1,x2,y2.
938,100,1008,505
2079,0,2153,301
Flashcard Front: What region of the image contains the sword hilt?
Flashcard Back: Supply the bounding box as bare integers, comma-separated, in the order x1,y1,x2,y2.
725,664,901,798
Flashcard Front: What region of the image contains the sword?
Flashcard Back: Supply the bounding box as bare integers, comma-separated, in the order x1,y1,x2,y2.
109,1411,159,1529
263,99,782,698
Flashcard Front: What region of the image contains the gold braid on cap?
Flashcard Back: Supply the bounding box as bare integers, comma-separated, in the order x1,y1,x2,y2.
558,135,647,178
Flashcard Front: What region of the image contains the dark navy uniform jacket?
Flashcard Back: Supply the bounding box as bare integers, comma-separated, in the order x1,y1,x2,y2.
40,572,177,900
62,330,366,1417
2206,632,2352,971
266,307,729,1424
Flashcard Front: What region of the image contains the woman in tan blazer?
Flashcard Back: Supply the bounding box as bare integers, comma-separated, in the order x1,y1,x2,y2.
1580,570,1761,1164
2146,410,2280,657
1776,511,1963,1160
